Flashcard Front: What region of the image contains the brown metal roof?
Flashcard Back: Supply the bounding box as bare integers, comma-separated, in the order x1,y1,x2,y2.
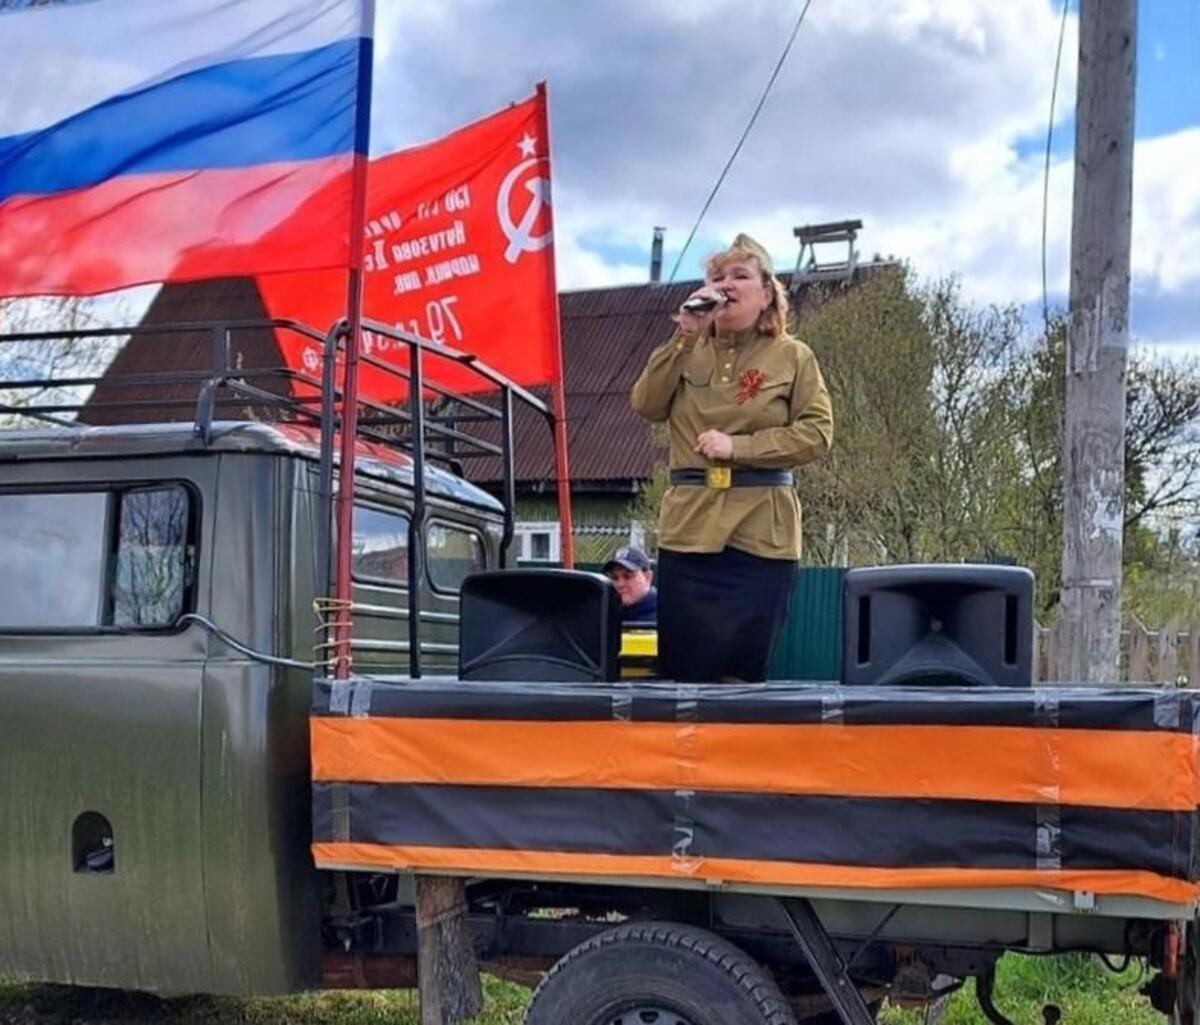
81,277,284,426
502,280,700,488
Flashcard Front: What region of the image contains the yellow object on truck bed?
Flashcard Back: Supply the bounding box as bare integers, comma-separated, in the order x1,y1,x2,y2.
620,628,657,678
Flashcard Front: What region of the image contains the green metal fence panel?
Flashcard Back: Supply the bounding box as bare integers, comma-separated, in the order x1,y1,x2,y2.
768,566,847,681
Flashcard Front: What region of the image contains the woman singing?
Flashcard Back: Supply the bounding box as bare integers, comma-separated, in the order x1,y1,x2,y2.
631,233,833,682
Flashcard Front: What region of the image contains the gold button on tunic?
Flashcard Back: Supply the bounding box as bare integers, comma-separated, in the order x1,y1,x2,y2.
630,326,833,560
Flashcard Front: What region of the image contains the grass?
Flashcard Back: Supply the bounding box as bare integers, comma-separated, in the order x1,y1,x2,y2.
0,955,1164,1024
0,976,528,1025
878,953,1162,1025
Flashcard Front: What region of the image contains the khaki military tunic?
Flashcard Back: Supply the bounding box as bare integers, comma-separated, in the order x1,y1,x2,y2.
631,326,833,560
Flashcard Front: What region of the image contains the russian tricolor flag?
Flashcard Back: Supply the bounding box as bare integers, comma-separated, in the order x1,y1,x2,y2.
0,0,374,298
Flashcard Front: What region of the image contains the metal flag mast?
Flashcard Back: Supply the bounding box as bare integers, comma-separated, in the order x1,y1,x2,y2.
329,8,376,680
536,80,576,569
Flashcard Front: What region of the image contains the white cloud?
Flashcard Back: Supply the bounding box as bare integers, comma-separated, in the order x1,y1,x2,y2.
850,123,1200,350
553,235,645,290
1132,129,1200,294
551,187,657,289
0,284,159,335
369,0,1091,298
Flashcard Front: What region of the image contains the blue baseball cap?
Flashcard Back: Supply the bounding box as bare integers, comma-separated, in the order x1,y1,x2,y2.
604,545,652,573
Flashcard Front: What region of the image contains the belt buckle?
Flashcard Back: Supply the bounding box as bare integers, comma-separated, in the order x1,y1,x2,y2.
705,466,732,490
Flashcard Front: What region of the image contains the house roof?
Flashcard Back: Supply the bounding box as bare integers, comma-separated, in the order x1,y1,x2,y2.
81,277,284,426
79,267,889,487
509,280,695,488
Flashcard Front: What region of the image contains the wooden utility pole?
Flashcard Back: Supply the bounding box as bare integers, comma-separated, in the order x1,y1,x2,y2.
1060,0,1137,683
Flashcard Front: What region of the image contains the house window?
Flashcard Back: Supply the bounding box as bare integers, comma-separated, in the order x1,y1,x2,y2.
0,485,195,631
514,521,561,564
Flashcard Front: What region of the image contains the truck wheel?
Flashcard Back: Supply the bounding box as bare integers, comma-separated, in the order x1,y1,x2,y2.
525,921,798,1025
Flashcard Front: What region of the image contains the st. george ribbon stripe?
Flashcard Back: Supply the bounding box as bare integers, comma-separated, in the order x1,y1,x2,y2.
311,842,1200,904
0,39,369,203
311,781,1192,878
310,715,1198,811
311,678,1200,732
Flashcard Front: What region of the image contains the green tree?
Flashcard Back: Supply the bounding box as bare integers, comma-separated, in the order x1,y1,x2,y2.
1003,325,1200,619
797,273,1200,622
0,296,116,427
794,267,939,565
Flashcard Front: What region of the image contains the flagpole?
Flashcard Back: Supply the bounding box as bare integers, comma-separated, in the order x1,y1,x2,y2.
331,7,375,678
536,81,575,570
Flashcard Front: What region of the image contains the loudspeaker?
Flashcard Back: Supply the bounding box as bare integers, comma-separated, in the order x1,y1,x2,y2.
459,569,622,682
842,564,1034,687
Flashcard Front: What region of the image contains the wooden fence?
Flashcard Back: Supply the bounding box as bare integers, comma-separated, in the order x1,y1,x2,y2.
1035,617,1200,685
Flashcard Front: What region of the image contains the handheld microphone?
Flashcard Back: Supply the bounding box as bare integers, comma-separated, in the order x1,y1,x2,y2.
681,293,726,314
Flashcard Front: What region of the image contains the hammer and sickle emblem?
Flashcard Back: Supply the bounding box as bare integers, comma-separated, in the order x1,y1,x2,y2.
497,157,553,264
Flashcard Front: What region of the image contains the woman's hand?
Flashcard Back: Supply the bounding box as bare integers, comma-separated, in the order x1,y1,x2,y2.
695,429,733,461
673,286,724,335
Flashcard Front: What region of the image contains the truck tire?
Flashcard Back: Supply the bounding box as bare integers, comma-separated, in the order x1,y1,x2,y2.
525,921,798,1025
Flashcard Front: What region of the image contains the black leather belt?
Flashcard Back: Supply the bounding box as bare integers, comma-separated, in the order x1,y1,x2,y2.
669,468,794,490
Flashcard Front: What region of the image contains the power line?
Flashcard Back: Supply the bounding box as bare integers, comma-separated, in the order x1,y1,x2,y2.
666,0,817,283
1041,0,1071,335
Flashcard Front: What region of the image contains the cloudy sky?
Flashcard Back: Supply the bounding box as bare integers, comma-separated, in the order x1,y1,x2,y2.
369,0,1200,351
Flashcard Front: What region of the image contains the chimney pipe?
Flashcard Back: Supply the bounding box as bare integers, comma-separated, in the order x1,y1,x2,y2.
649,226,665,284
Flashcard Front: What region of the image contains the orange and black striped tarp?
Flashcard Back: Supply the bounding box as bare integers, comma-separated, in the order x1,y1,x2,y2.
310,679,1200,905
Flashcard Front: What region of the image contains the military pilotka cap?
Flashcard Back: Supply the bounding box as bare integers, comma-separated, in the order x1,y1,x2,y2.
731,232,775,275
604,545,652,573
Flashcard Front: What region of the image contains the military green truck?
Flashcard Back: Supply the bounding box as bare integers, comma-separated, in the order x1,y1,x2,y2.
1,317,1198,1025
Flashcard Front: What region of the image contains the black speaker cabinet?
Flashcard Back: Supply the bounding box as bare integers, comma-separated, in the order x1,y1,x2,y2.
842,564,1034,687
459,569,621,682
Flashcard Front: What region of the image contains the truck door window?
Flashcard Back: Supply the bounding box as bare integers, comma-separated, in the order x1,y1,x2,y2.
0,491,109,628
427,522,485,593
0,485,194,632
111,486,193,628
352,505,410,585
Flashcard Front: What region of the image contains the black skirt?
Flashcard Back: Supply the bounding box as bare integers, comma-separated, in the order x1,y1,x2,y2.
656,546,798,683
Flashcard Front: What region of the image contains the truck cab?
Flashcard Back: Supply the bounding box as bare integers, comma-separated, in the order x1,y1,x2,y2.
0,418,504,995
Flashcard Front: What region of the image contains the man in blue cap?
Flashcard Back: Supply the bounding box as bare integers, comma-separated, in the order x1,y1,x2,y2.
603,544,658,625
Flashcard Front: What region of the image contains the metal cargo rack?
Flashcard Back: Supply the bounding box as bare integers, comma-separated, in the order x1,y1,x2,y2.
0,315,555,678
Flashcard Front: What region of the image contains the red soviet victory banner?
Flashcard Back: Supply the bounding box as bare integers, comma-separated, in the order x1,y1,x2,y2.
258,88,559,397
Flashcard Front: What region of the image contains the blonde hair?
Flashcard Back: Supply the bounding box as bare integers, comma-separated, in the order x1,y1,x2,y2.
705,243,790,339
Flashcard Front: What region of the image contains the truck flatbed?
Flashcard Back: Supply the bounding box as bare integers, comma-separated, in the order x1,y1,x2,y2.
311,676,1200,919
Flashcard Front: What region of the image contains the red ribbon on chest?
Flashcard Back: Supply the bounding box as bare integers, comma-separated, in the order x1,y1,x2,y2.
735,368,765,404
